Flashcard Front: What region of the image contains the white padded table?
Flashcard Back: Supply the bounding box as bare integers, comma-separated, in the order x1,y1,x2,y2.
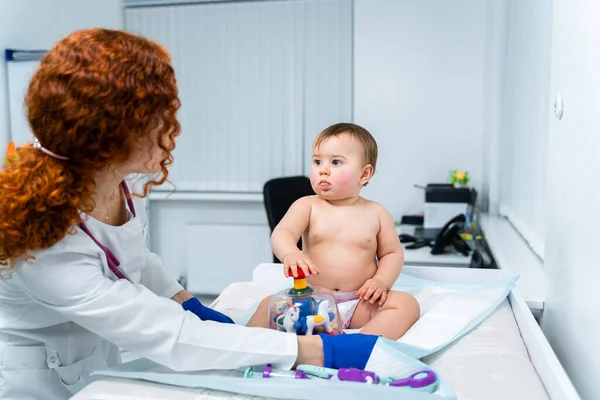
73,266,575,400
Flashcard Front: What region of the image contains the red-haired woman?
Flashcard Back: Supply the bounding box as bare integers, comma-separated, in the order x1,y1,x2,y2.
0,29,377,399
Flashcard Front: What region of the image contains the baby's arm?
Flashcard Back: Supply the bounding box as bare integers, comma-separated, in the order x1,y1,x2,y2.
372,205,404,289
271,196,318,276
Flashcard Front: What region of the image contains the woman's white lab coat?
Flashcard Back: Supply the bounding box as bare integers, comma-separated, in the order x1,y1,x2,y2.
0,194,297,399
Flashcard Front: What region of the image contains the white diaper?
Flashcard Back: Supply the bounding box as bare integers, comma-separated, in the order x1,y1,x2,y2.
333,291,360,329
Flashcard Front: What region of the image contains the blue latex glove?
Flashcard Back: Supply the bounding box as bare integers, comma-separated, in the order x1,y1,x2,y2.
182,297,235,324
318,333,379,370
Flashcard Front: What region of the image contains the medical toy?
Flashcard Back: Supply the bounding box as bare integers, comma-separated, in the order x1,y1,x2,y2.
298,365,438,392
268,269,343,336
244,364,309,380
248,363,439,393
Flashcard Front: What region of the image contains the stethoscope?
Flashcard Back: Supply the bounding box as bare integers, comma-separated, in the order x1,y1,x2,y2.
77,181,135,281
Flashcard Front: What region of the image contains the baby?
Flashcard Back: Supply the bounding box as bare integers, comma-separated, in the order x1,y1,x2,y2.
247,123,419,340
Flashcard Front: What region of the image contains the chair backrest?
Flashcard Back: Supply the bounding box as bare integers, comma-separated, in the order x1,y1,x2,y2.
263,176,314,262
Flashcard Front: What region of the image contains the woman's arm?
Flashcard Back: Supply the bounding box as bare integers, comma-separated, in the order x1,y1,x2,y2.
171,289,194,304
295,335,324,367
16,249,378,372
14,250,298,371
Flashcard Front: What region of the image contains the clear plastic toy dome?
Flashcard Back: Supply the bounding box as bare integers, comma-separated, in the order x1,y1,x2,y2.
268,270,344,336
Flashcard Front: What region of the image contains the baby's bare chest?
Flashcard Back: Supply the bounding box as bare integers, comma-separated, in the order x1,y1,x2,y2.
306,208,379,247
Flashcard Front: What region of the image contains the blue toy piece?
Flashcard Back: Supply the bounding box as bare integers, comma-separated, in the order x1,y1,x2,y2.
273,297,339,335
291,296,316,335
293,318,306,333
268,268,344,336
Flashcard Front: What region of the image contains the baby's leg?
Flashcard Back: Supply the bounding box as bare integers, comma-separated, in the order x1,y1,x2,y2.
350,291,419,340
246,295,273,328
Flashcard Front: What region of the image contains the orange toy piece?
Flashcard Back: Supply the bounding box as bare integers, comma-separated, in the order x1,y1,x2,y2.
4,141,17,164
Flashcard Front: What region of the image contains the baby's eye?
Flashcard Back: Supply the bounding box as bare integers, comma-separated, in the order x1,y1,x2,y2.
332,159,342,166
313,159,321,166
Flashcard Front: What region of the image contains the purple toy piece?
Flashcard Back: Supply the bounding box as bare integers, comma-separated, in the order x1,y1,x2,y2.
262,364,309,379
295,370,310,379
262,364,273,378
389,370,437,388
337,368,380,384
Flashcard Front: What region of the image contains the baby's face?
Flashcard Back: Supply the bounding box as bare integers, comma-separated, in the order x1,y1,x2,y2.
310,133,370,201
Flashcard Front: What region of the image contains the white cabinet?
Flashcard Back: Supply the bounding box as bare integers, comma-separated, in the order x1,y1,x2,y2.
542,1,600,398
147,194,272,295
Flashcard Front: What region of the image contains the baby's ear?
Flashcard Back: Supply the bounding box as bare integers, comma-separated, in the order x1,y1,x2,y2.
360,164,374,186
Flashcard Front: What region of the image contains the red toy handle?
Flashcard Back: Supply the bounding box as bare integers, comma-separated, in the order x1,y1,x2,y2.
288,268,306,279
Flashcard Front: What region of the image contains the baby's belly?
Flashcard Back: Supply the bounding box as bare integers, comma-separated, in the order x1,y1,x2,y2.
306,245,377,292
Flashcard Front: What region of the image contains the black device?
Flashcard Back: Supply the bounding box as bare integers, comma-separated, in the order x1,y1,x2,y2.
430,214,470,256
399,234,430,250
400,214,471,256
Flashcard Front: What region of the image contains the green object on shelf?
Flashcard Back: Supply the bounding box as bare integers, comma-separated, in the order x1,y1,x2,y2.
449,170,469,187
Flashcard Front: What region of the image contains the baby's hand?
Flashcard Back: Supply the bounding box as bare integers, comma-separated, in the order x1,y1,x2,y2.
283,253,319,278
357,278,388,306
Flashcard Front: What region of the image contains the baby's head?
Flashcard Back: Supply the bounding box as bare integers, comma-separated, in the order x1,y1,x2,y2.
310,123,378,201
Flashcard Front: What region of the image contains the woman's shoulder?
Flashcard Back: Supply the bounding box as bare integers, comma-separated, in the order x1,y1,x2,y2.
9,229,106,289
9,231,115,306
21,228,103,266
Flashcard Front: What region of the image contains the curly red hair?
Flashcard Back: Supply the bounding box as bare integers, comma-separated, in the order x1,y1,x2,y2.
0,28,180,271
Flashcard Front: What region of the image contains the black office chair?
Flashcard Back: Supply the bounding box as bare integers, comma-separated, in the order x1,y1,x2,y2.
263,176,314,263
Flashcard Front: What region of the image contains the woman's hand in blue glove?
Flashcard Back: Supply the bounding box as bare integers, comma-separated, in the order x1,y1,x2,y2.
182,297,235,324
318,332,379,369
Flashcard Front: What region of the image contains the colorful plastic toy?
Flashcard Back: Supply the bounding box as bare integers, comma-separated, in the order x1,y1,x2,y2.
295,364,439,392
337,368,380,384
294,364,338,379
244,364,309,379
387,370,438,392
268,269,343,336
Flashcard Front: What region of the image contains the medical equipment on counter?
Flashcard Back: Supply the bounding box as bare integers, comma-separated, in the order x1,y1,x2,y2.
246,363,438,393
296,365,382,383
423,184,475,229
268,269,343,336
297,364,438,391
294,365,337,379
388,370,438,392
245,364,309,379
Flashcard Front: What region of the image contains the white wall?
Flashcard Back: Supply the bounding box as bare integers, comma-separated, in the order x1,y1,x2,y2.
354,0,487,219
0,0,123,150
542,0,600,398
496,0,552,258
125,0,352,194
481,0,507,215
